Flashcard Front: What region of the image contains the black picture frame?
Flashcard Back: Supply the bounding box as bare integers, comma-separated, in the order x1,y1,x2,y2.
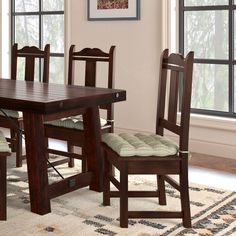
88,0,140,21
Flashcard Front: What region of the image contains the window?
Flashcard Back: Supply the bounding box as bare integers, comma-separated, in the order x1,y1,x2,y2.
11,0,64,83
179,0,236,117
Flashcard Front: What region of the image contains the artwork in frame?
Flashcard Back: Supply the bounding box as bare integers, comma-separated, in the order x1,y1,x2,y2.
88,0,140,21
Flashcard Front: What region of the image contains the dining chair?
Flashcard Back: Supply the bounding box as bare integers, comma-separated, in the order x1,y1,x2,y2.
101,49,194,228
44,45,115,171
0,131,11,220
0,43,50,167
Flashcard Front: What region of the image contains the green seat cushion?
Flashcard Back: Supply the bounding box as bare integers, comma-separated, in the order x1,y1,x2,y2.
102,133,179,157
0,109,22,119
0,130,11,152
45,115,107,130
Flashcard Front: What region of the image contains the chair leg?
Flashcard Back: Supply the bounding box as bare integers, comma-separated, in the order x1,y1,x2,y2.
81,148,87,173
180,162,191,228
157,175,166,205
120,163,128,228
0,157,7,220
10,129,16,152
67,143,75,168
15,129,23,168
44,137,50,160
103,153,111,206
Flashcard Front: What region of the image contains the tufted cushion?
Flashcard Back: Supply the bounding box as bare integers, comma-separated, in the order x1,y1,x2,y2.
45,115,108,130
0,109,23,119
0,130,11,153
102,133,179,157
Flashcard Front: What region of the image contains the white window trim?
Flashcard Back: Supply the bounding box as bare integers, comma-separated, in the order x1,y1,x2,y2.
162,0,179,52
64,0,71,84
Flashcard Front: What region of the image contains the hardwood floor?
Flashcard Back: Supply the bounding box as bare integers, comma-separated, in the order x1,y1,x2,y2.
189,152,236,191
190,152,236,174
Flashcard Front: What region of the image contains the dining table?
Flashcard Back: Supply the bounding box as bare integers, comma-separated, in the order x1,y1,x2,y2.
0,78,126,215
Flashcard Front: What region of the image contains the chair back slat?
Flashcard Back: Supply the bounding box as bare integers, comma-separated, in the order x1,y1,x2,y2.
179,52,194,150
25,56,35,81
11,44,50,83
159,118,181,135
156,49,194,151
156,49,168,136
85,60,97,87
168,70,179,124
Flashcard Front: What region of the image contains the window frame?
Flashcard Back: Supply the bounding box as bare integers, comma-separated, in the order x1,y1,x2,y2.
11,0,64,82
179,0,236,118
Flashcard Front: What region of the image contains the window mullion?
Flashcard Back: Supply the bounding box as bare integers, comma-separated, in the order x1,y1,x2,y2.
229,0,234,114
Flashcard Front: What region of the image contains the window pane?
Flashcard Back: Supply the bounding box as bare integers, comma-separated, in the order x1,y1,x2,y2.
15,16,39,47
12,0,64,84
49,57,64,84
185,0,228,6
42,0,64,11
43,15,64,53
192,64,228,112
184,11,228,59
15,0,39,12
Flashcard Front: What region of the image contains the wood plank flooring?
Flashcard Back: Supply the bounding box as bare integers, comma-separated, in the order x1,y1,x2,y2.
189,152,236,191
190,152,236,174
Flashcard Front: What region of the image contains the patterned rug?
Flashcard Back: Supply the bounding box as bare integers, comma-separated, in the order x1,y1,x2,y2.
0,155,236,236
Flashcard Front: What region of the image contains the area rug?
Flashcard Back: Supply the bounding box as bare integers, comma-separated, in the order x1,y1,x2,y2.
0,155,236,236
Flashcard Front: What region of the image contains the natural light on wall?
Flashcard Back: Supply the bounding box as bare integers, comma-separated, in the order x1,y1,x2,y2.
0,1,10,78
162,0,178,53
170,0,178,52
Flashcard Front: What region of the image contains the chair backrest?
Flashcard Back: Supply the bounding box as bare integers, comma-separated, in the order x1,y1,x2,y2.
68,45,116,132
11,43,50,83
156,49,194,153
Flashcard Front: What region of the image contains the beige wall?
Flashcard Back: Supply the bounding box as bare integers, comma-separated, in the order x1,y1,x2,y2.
67,0,162,133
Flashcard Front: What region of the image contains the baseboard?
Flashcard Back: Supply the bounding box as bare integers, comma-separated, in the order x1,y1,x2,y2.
188,138,236,160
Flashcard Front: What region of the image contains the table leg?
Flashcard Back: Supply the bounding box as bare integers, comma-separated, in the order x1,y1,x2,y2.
83,107,103,192
23,112,51,215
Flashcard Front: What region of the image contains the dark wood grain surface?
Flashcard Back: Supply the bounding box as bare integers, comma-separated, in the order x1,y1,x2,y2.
0,79,126,114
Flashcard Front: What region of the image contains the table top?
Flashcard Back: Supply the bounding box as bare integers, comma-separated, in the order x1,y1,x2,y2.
0,79,126,114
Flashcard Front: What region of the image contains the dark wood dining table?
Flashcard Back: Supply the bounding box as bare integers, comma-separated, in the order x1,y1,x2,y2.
0,78,126,215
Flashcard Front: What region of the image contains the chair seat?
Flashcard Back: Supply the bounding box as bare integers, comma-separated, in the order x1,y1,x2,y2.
0,131,11,152
102,133,179,157
0,109,22,119
45,115,108,130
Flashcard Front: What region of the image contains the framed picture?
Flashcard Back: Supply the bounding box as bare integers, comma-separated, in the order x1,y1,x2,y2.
87,0,140,21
